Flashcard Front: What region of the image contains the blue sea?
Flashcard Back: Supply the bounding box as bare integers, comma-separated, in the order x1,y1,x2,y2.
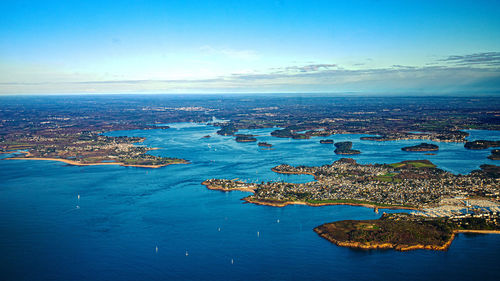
1,124,499,281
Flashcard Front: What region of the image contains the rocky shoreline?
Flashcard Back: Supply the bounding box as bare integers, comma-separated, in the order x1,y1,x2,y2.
313,213,500,252
314,228,500,252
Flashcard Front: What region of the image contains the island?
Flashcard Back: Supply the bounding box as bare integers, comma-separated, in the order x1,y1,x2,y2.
314,212,500,251
235,134,257,142
489,149,500,160
202,135,211,139
464,140,500,150
334,141,361,155
402,143,439,152
216,125,238,136
320,139,334,144
258,142,273,148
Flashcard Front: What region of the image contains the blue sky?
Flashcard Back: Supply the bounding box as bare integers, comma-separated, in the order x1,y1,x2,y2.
1,0,499,94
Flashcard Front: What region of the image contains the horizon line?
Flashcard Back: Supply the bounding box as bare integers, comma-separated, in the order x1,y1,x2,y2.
1,91,500,97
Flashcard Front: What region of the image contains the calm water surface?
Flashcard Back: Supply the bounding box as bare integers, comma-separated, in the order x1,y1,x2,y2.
0,125,499,280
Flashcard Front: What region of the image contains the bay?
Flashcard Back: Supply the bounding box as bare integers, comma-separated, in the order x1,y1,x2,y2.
0,124,499,281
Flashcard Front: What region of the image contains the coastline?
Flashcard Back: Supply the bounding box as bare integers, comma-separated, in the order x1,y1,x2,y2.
4,150,188,168
270,168,318,180
5,156,187,168
360,137,466,143
201,179,418,211
402,149,439,152
201,180,256,193
244,168,418,210
243,196,419,210
314,228,500,252
0,151,18,154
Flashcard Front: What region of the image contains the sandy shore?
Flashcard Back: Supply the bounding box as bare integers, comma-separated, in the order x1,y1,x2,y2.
454,229,500,234
5,155,187,168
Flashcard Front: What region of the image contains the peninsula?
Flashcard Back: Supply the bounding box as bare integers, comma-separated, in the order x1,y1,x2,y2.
2,132,188,168
203,158,499,210
359,131,469,143
464,140,500,150
202,158,500,251
314,212,500,251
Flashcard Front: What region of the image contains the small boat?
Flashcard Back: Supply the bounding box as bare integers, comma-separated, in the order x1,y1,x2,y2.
185,250,189,256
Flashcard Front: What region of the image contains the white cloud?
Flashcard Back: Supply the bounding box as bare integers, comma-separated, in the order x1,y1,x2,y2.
2,53,500,94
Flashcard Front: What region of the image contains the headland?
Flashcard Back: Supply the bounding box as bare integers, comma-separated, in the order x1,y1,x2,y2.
202,157,500,251
6,151,188,168
314,213,500,252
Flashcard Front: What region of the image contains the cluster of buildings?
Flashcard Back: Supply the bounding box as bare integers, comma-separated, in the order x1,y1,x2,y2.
211,158,499,210
4,132,179,165
360,131,469,143
203,179,259,191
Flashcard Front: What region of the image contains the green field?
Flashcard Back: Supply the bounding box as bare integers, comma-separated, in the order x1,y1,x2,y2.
375,172,402,182
389,160,436,168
